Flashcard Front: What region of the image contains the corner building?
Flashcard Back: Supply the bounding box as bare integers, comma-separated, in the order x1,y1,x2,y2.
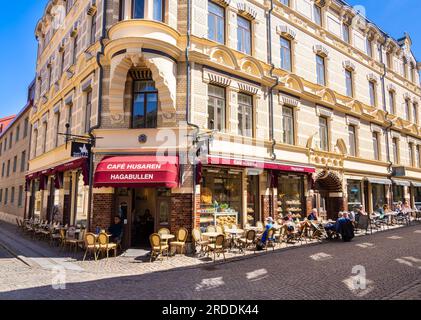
27,0,421,248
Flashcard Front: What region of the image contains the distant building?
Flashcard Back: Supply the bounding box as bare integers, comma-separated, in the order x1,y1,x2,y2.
0,81,34,221
0,115,16,134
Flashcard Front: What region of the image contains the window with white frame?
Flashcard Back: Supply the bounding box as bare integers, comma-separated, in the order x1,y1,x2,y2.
319,116,329,151
366,38,373,58
348,125,357,156
282,106,294,145
207,84,226,132
342,24,350,44
369,81,376,106
280,37,292,72
238,93,253,137
208,1,225,44
316,54,326,86
345,69,353,97
313,4,322,26
237,15,251,55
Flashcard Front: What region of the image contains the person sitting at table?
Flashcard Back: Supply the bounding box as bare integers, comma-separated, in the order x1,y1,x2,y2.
394,201,403,212
336,212,354,242
324,212,343,239
354,204,367,223
307,208,318,221
402,200,411,213
258,217,274,249
108,216,123,243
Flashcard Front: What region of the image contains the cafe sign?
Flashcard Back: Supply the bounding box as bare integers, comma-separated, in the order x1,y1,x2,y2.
71,141,91,158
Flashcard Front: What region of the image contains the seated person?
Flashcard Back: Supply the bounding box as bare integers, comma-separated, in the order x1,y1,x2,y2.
307,209,318,221
260,217,274,244
324,212,343,239
336,212,354,242
108,216,123,243
354,204,367,222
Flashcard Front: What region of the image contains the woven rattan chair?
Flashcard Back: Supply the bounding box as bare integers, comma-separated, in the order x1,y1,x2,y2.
158,228,171,245
207,234,226,262
98,232,118,259
150,233,169,262
265,228,276,251
171,227,189,255
83,233,100,261
238,229,256,254
192,228,209,256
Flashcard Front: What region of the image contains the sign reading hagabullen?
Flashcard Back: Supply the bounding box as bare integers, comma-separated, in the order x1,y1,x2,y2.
71,141,91,158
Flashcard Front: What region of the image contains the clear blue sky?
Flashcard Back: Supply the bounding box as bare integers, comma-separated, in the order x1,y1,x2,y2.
0,0,420,118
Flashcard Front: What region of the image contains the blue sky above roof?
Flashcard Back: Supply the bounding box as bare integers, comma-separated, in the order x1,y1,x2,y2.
0,0,419,118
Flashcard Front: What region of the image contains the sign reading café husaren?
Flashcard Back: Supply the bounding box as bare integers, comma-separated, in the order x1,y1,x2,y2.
71,141,91,158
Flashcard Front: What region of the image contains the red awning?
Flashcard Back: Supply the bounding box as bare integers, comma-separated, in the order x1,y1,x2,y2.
94,156,179,188
207,156,315,174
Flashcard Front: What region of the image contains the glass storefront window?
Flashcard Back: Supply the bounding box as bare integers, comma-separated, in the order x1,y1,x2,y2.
414,187,421,210
34,180,41,219
200,168,242,228
392,185,404,204
246,174,259,225
75,172,88,227
347,180,362,211
372,184,386,211
277,174,304,218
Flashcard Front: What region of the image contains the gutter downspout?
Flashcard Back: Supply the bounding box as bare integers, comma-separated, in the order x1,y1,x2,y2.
379,40,394,207
186,0,200,230
87,0,107,231
267,0,277,161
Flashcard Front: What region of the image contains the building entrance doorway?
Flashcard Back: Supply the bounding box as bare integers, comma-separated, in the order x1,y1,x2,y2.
314,171,344,220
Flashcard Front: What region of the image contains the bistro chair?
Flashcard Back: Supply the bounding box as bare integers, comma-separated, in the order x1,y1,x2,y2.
83,233,100,261
355,215,372,235
192,228,209,256
98,232,118,259
207,234,226,262
171,227,189,255
158,228,171,245
149,233,169,263
238,229,256,254
265,228,276,251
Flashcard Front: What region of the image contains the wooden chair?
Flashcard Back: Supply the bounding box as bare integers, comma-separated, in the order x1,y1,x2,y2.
171,227,189,255
265,228,276,251
150,233,169,262
98,232,118,259
192,228,209,256
355,215,372,235
83,233,100,261
207,234,226,262
238,229,256,254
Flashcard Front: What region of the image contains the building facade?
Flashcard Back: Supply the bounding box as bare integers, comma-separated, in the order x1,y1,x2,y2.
0,82,34,222
27,0,421,247
0,115,16,134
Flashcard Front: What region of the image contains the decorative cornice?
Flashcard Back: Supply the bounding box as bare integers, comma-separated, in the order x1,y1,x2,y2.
207,72,232,87
343,60,356,71
387,83,397,92
277,25,296,40
279,93,300,107
237,2,257,20
367,73,378,82
313,45,329,57
212,0,231,7
237,82,259,95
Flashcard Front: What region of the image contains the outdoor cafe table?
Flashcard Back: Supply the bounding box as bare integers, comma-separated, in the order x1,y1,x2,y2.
224,229,245,251
160,234,175,241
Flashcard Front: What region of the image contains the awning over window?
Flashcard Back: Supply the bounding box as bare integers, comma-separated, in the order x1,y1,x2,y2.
207,156,315,174
365,177,392,185
411,181,421,188
94,156,179,188
391,179,410,187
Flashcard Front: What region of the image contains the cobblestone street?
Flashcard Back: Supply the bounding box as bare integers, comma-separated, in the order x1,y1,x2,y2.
0,221,421,300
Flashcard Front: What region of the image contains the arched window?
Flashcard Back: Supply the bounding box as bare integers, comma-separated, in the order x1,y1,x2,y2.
132,75,158,128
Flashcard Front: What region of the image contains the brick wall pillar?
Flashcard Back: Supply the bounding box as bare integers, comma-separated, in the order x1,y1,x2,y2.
170,193,193,239
63,195,71,225
92,191,115,232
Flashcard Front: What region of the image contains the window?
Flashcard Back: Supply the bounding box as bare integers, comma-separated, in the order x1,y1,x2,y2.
1,162,4,177
67,104,73,136
7,160,10,177
316,55,326,86
0,189,2,203
72,34,78,65
21,151,26,172
60,49,66,76
16,125,20,142
342,24,350,43
280,37,292,72
366,38,373,58
133,0,145,19
55,111,61,147
90,13,97,45
392,138,399,164
313,4,322,26
372,132,380,160
413,103,418,125
237,15,251,55
9,132,13,149
153,0,165,22
282,106,294,145
42,122,48,153
23,118,29,138
319,117,329,151
5,188,8,205
132,80,158,128
207,84,225,131
369,81,376,106
417,145,421,168
13,156,17,173
4,138,7,151
208,1,225,44
66,0,74,14
18,186,23,207
411,63,416,83
345,69,353,97
11,187,15,204
386,52,392,70
47,65,53,89
85,89,92,133
348,125,357,156
389,91,395,114
238,93,253,137
280,0,290,6
409,143,415,167
403,61,408,79
405,99,410,121
33,129,38,158
119,0,125,21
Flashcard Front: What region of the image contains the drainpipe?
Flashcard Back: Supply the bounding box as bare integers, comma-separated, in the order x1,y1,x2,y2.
87,0,107,231
379,39,394,206
267,0,277,161
186,0,200,230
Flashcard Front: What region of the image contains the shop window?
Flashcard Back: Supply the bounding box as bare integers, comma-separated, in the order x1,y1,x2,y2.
75,172,88,227
282,106,294,145
246,174,259,225
277,174,305,218
34,180,41,219
392,185,404,204
208,1,225,44
207,84,226,131
132,80,158,129
237,15,251,55
238,93,253,137
372,184,386,211
200,168,242,229
347,180,362,211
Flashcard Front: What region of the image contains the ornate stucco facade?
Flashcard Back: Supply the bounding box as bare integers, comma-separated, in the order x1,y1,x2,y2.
26,0,421,243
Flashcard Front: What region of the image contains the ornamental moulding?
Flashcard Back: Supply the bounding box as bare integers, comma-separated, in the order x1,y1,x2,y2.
343,60,356,71
237,2,257,20
238,82,259,95
367,73,378,82
206,71,232,87
277,25,297,40
313,45,329,57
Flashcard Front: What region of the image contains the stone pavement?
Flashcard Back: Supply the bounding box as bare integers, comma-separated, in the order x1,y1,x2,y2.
0,220,421,300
